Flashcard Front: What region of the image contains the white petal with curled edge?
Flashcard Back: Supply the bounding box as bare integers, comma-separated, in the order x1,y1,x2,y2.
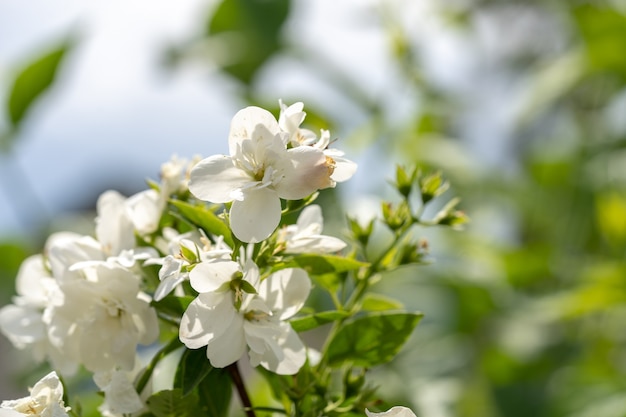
229,106,282,155
189,155,251,203
365,407,418,417
229,188,281,243
206,313,246,368
295,205,323,235
260,268,310,320
252,322,306,375
327,150,358,183
179,292,234,349
275,146,331,200
189,260,240,293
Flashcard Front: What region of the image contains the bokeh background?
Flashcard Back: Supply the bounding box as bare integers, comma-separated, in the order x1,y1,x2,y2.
2,0,626,416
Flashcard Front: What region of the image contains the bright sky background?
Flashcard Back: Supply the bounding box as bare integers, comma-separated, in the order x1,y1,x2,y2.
0,0,526,243
0,0,400,238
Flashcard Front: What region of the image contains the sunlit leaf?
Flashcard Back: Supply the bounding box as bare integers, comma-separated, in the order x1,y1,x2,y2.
290,310,351,332
170,200,233,248
360,293,404,312
274,254,368,275
326,311,422,367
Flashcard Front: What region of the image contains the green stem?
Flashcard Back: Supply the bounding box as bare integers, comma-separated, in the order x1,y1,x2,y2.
135,338,183,394
318,219,418,367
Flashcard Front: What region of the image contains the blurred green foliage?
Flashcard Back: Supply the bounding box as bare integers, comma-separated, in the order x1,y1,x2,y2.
3,0,626,416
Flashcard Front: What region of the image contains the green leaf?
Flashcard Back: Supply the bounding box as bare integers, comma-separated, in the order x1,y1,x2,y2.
275,254,368,275
174,348,213,397
7,39,73,129
146,389,201,417
170,200,233,247
574,4,626,80
290,310,351,332
360,293,404,312
151,295,194,318
197,367,232,417
207,0,290,84
326,312,423,367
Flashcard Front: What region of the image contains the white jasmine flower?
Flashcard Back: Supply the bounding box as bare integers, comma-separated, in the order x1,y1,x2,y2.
279,204,347,254
189,106,335,243
0,255,76,375
46,262,159,373
179,260,310,374
278,100,357,184
0,371,70,417
148,229,232,301
365,407,417,417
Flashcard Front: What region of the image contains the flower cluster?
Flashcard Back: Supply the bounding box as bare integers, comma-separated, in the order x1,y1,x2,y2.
0,101,451,417
0,101,358,413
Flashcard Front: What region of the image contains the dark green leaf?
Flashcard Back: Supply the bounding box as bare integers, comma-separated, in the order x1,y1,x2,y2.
275,254,368,275
174,348,213,397
7,39,73,128
197,367,232,417
151,295,195,318
170,200,234,248
207,0,290,84
290,310,351,332
326,312,423,367
146,389,201,417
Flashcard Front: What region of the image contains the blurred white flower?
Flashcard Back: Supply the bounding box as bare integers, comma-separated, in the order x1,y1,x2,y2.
93,368,144,416
279,204,347,254
0,254,77,375
0,371,70,417
189,106,334,242
179,260,310,374
46,262,158,373
365,406,417,417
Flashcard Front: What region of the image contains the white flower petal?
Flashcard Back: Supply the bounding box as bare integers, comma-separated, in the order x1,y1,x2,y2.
286,236,347,254
0,305,46,347
93,369,144,415
229,188,281,243
295,205,323,234
228,106,282,156
179,292,233,349
189,155,251,203
189,261,240,293
327,151,358,183
365,407,418,417
206,313,246,368
260,268,310,320
253,322,306,375
126,189,162,235
275,147,333,200
96,190,135,255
